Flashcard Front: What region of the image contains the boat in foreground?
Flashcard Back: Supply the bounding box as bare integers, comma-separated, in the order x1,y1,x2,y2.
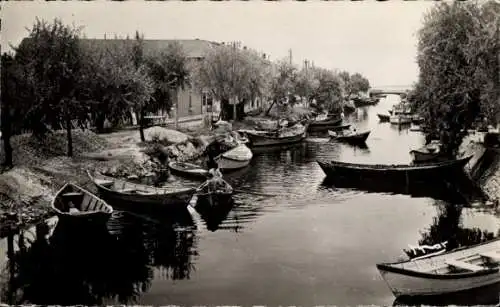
195,177,233,206
316,155,472,180
168,161,209,180
51,183,113,223
244,123,308,147
377,238,500,297
87,170,195,208
215,143,253,171
328,130,370,144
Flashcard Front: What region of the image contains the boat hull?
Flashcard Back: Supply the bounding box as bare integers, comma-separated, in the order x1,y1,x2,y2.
215,155,251,170
317,156,472,181
168,161,209,180
247,130,307,147
95,185,194,208
308,118,343,131
377,264,500,297
334,131,371,144
52,183,113,224
378,114,390,122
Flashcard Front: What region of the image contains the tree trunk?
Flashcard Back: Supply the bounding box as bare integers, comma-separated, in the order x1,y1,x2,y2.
265,100,277,116
138,110,145,142
94,112,106,133
65,111,73,157
1,103,13,168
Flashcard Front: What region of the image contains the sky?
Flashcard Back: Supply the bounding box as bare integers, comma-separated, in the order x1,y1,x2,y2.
1,1,436,87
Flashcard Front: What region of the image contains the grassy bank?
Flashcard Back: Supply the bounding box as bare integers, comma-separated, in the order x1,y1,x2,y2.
0,125,215,237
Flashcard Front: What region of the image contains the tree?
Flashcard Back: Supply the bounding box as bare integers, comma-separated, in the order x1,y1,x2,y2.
143,42,190,133
14,18,85,157
414,1,499,156
349,73,370,95
193,44,269,120
310,68,343,113
79,38,154,136
1,53,29,167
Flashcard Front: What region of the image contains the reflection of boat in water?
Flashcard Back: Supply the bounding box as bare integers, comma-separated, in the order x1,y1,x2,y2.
193,197,235,232
377,237,500,297
319,176,467,204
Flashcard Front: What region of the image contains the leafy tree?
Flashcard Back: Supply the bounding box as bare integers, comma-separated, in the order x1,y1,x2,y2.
349,73,370,95
193,44,269,120
146,41,190,130
310,68,343,113
338,71,351,98
294,68,318,104
14,18,85,157
79,39,154,136
414,1,499,156
1,53,31,167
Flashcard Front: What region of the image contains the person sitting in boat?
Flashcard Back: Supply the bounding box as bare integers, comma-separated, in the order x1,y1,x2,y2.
206,158,225,193
67,201,80,214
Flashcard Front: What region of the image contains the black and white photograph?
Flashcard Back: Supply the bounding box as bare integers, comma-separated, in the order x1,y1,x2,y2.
0,0,499,306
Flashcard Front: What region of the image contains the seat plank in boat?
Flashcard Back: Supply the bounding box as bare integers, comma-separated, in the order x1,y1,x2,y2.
96,178,114,187
480,251,500,262
119,188,136,193
446,260,485,272
62,192,83,197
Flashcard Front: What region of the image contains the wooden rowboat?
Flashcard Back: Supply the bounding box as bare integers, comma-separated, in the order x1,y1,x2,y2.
410,140,442,163
214,143,253,171
308,117,343,131
87,170,195,209
317,156,472,180
51,183,113,224
195,178,233,206
377,113,390,122
168,161,209,180
377,237,500,297
328,130,371,144
245,124,308,147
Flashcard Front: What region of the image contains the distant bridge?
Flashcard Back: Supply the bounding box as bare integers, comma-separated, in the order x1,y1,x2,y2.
369,85,412,96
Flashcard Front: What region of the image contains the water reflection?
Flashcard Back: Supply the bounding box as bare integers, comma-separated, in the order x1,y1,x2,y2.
0,211,197,305
195,197,236,232
418,200,498,249
319,172,484,204
393,282,500,306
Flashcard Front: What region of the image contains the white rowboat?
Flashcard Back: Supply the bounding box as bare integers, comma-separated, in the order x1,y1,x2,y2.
377,238,500,297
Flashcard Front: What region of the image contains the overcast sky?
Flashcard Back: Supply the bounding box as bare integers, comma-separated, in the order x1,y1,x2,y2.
2,1,436,87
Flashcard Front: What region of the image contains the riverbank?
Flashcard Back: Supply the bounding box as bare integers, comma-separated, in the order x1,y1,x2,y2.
0,124,217,237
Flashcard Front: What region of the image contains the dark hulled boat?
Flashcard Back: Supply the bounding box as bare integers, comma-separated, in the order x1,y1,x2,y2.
377,113,390,122
168,161,209,180
87,170,195,210
307,116,343,131
244,123,308,147
316,156,473,180
329,130,371,144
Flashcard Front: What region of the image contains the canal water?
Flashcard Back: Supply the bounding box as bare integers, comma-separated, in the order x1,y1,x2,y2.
1,95,500,306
